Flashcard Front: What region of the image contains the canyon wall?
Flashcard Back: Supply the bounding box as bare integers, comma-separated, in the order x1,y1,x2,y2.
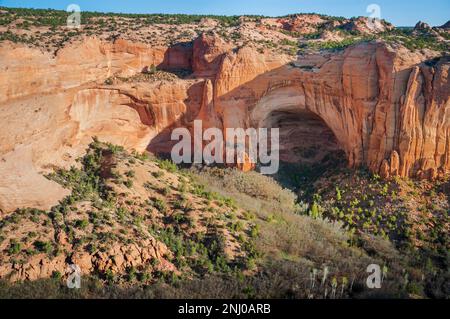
0,35,449,212
208,38,450,180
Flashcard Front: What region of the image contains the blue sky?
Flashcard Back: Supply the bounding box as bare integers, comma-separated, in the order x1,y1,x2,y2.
0,0,448,26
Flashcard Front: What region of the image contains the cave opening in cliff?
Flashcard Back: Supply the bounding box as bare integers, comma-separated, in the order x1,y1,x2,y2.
256,108,348,192
261,109,347,171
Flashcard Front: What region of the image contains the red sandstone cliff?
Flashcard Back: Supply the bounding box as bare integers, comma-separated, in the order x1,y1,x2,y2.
0,34,449,212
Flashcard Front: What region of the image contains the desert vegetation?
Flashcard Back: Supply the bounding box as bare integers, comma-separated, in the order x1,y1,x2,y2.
1,139,443,298
0,140,255,288
0,139,448,298
0,6,448,55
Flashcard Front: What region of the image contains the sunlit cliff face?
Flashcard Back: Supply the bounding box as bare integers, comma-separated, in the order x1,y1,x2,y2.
0,31,449,213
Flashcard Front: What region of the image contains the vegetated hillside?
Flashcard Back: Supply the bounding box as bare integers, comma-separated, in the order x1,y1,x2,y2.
0,140,255,284
0,140,448,299
192,164,449,299
0,6,448,55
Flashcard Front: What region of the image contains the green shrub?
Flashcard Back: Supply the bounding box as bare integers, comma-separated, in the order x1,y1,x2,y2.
51,271,62,280
123,179,133,188
305,36,375,51
250,224,260,238
152,171,164,178
160,186,171,196
8,240,21,255
33,241,53,254
125,170,135,178
75,219,89,229
157,159,178,173
309,202,322,219
153,199,167,213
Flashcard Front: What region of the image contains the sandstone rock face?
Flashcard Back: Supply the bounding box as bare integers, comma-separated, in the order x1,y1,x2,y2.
276,15,393,35
71,238,175,276
192,33,232,78
0,237,175,282
213,40,448,180
4,254,67,282
0,34,449,212
0,37,196,213
342,17,394,34
415,21,432,31
278,14,327,34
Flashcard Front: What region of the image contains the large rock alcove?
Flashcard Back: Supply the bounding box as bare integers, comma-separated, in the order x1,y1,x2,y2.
259,108,344,165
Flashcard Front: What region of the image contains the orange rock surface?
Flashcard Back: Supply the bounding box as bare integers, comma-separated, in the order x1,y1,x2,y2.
0,34,449,212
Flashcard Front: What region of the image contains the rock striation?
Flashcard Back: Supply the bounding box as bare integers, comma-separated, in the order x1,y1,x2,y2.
0,34,449,212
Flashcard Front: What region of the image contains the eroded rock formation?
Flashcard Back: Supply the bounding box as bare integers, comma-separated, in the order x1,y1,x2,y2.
272,14,393,35
0,34,449,212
